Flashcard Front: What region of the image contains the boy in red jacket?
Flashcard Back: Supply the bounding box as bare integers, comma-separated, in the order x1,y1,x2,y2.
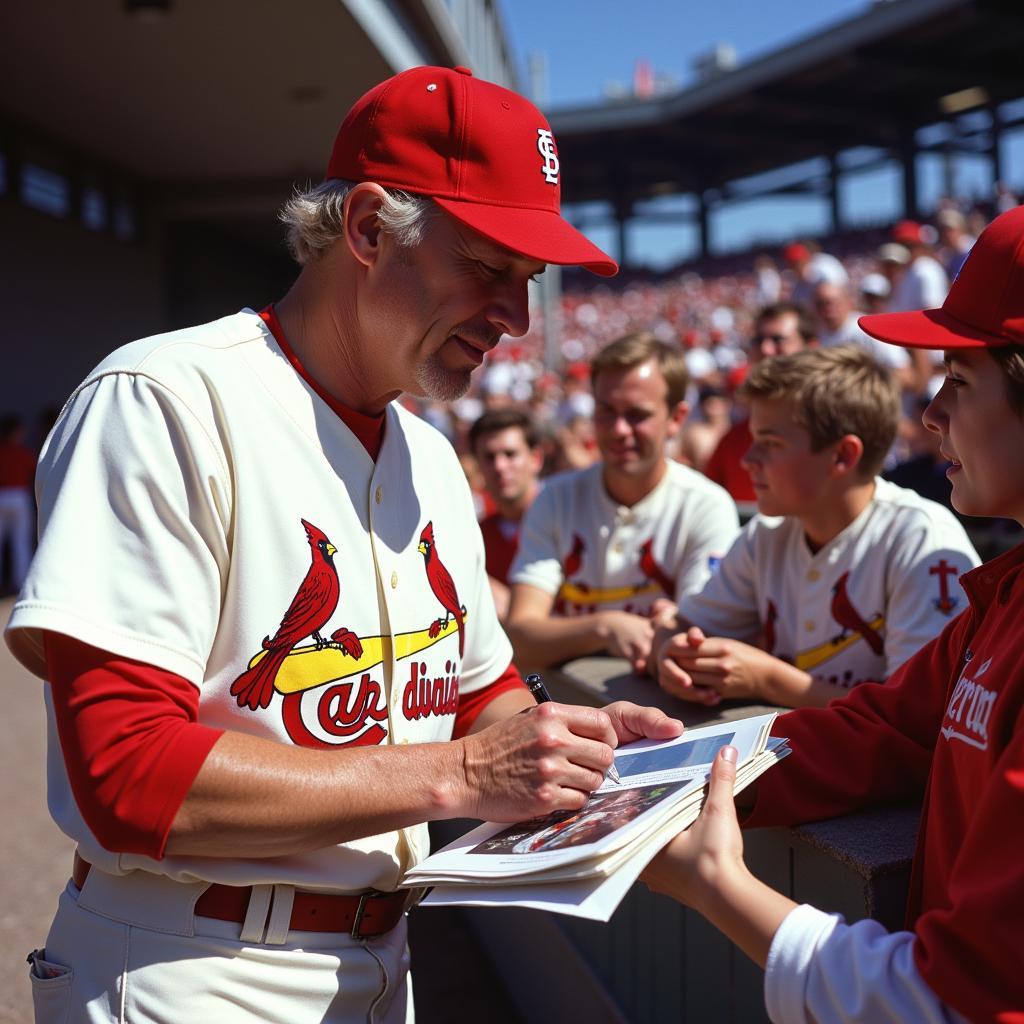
644,204,1024,1023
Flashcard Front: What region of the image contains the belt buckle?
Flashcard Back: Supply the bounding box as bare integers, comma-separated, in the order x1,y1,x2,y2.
350,890,378,940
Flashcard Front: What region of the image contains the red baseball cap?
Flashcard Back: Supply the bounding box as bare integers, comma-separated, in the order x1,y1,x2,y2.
860,205,1024,349
891,219,925,246
325,66,617,276
782,243,809,263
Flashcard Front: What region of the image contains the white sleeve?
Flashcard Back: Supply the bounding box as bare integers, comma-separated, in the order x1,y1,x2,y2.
765,904,969,1024
921,262,950,308
672,488,740,600
508,484,565,596
882,515,979,675
7,372,231,684
676,526,761,638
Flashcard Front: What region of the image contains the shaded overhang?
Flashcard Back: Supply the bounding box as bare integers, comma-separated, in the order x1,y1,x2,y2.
0,0,472,206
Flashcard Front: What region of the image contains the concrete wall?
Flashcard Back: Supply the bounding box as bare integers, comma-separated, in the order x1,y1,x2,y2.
0,200,300,442
0,199,165,433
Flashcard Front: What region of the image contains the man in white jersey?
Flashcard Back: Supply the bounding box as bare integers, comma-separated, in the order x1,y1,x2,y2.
506,332,739,675
6,66,681,1023
653,346,979,708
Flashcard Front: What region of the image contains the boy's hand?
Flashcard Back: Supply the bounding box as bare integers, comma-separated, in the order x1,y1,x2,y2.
597,610,656,674
656,627,775,704
642,745,746,912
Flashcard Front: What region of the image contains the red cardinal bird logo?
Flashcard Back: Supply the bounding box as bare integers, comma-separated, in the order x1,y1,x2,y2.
638,538,674,598
563,533,586,579
763,599,778,655
230,519,341,711
830,572,884,655
555,533,587,614
418,521,466,657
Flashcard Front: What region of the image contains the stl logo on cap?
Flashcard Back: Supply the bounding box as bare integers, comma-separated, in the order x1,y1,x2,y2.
537,128,560,186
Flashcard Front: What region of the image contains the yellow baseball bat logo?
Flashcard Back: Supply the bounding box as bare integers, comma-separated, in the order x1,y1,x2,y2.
245,614,468,695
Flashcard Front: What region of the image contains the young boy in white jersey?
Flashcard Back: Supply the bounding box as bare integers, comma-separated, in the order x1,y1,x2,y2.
643,204,1024,1023
654,344,979,708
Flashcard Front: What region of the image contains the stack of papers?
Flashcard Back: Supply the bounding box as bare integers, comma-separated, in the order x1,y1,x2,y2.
404,713,789,921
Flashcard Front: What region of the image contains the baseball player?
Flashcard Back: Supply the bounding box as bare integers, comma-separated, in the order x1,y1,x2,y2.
655,345,979,708
507,331,739,675
7,66,682,1023
643,205,1024,1023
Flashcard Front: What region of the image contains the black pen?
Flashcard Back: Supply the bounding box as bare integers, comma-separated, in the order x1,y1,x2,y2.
525,673,621,785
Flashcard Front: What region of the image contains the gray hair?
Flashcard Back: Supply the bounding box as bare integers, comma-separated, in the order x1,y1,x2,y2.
279,178,437,264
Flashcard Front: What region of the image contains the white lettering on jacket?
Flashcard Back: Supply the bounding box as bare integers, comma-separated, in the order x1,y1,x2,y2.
942,656,996,750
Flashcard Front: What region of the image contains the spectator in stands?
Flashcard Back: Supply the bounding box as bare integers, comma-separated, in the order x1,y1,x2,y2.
682,330,720,387
0,415,36,593
994,179,1018,213
677,386,732,472
859,271,891,314
889,220,949,313
704,302,818,505
784,239,848,307
469,409,544,620
753,254,782,305
652,345,978,708
506,332,738,674
876,241,912,302
812,280,910,382
934,208,975,281
889,221,950,394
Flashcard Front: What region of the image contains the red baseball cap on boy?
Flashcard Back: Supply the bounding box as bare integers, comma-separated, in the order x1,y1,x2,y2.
325,65,617,276
860,205,1024,350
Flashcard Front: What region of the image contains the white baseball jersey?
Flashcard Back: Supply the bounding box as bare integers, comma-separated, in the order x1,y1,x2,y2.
677,477,980,688
6,309,510,892
510,460,739,616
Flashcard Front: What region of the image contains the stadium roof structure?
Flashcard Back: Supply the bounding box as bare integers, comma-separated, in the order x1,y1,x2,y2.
549,0,1024,259
0,0,514,214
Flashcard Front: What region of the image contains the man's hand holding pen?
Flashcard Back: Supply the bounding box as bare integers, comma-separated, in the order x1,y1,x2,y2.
454,680,684,823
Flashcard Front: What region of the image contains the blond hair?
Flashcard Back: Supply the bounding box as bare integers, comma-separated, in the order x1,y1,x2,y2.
590,332,689,408
739,346,899,478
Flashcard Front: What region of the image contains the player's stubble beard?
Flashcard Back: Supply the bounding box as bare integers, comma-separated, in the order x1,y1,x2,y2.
414,350,473,402
414,327,501,402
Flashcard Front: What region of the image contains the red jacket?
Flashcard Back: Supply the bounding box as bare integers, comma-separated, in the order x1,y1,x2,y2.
479,512,520,586
703,419,755,503
748,542,1024,1023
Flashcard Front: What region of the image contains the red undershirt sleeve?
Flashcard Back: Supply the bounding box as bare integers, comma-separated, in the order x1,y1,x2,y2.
452,660,529,739
45,632,224,860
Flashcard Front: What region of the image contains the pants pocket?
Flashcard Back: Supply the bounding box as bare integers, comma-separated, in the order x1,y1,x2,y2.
27,948,74,1024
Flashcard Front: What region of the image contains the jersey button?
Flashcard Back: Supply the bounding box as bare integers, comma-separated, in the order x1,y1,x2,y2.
375,486,383,505
391,571,398,589
807,569,820,582
805,620,816,632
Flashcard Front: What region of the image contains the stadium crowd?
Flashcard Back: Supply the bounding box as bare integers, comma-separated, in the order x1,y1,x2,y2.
401,193,1021,558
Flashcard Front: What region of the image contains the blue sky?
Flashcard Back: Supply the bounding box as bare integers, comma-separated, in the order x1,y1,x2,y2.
498,0,1019,269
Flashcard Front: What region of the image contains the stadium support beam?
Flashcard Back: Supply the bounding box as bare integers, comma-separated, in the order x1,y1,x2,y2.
900,138,920,220
614,198,632,270
698,193,710,260
989,103,1004,185
828,152,841,234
